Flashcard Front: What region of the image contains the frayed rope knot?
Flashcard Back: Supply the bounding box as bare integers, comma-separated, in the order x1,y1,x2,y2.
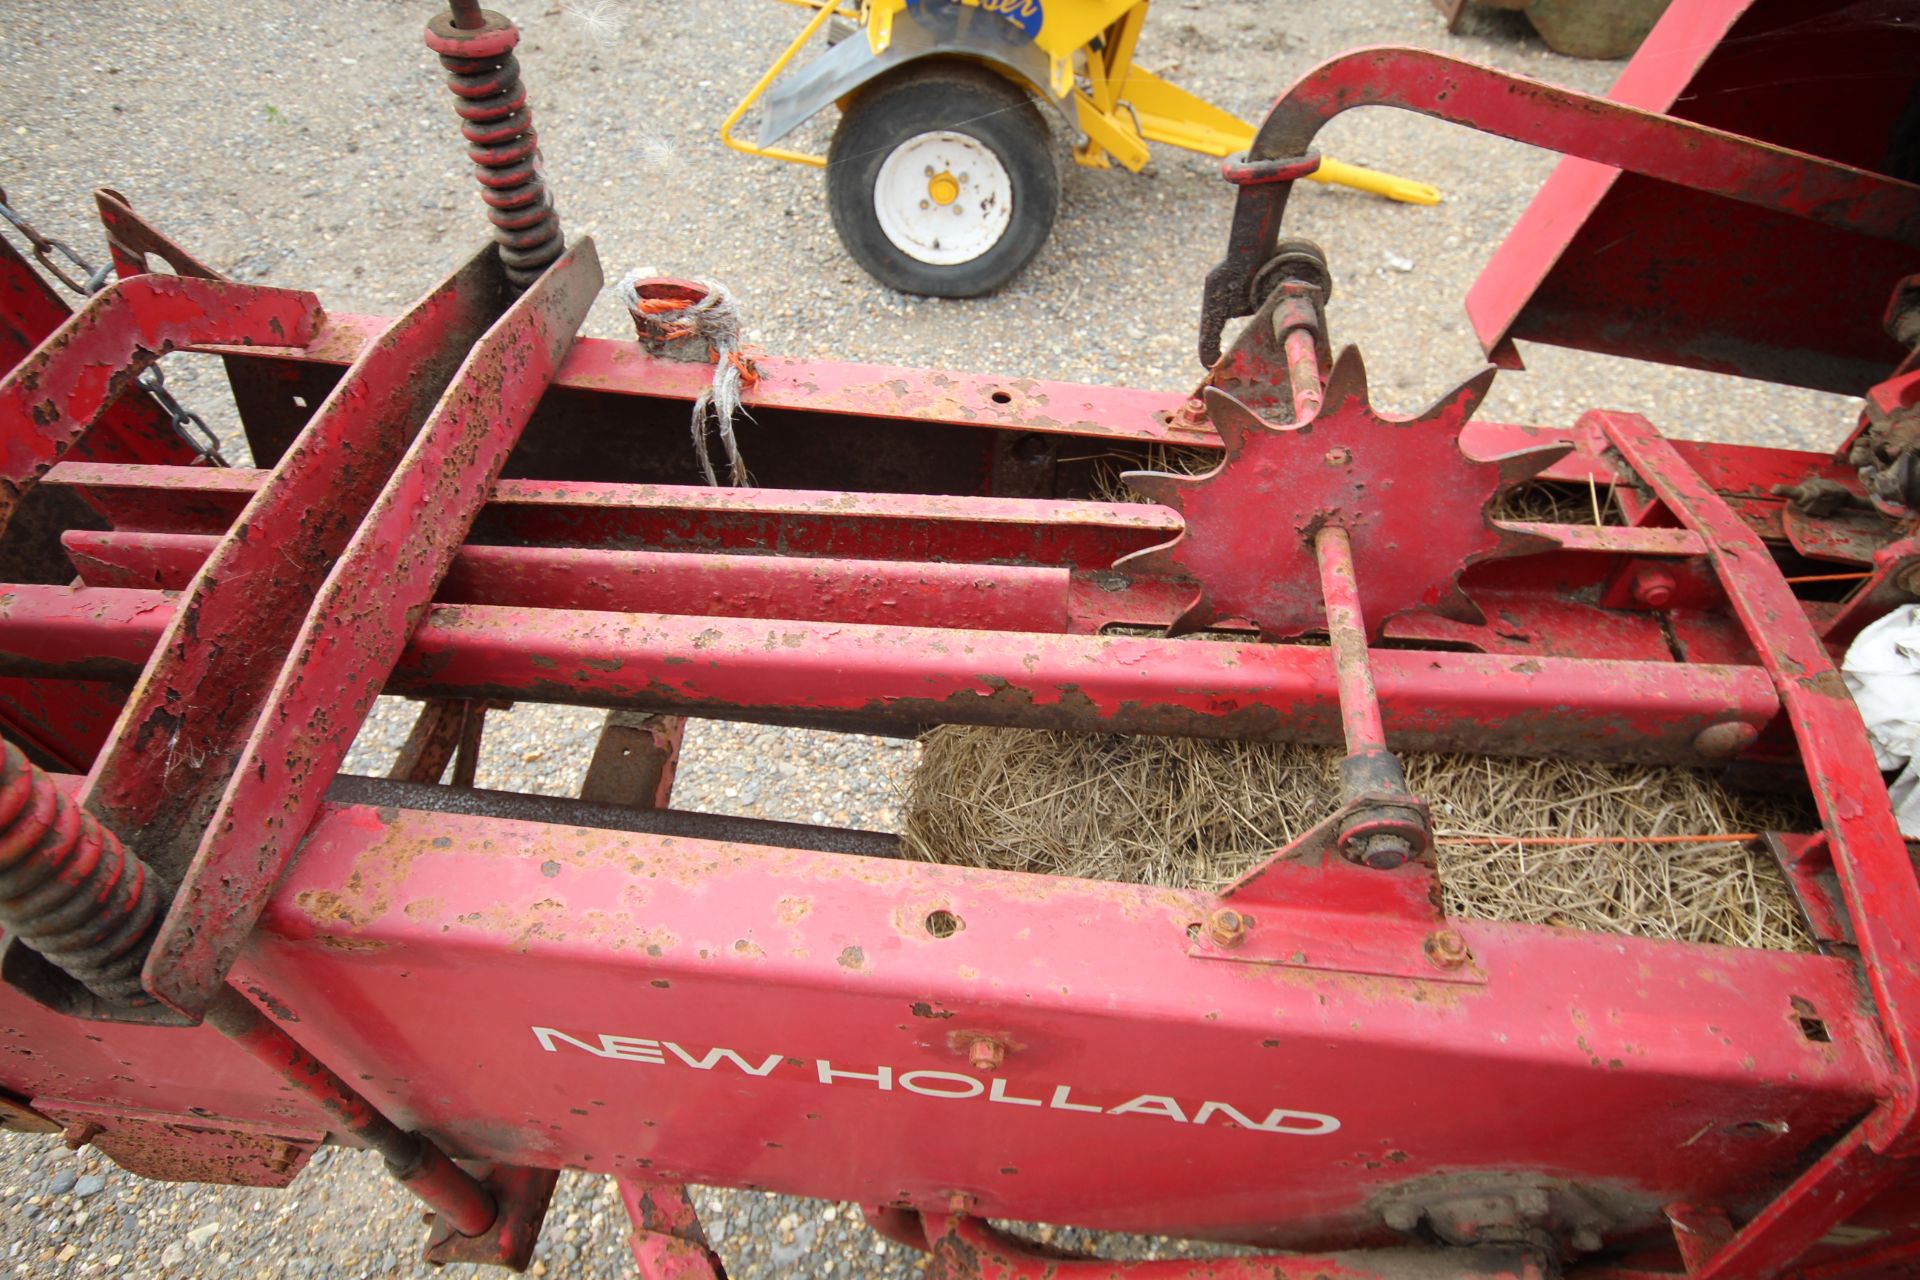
617,270,759,486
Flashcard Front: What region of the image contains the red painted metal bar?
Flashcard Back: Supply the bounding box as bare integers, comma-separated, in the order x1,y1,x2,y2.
45,463,1182,568
60,530,1074,634
1252,50,1920,245
617,1177,728,1278
0,236,194,473
1274,328,1320,422
1200,47,1920,363
1599,412,1920,1269
917,1214,1547,1278
1314,526,1384,757
76,243,512,908
0,275,318,538
1497,522,1707,558
142,239,602,1018
201,985,497,1237
1690,1121,1901,1280
205,313,1200,446
0,586,1783,765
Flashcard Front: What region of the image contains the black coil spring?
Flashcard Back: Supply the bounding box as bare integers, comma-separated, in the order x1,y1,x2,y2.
439,37,564,289
0,740,161,1003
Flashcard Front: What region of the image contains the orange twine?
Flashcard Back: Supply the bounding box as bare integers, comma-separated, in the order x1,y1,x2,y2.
1434,833,1759,847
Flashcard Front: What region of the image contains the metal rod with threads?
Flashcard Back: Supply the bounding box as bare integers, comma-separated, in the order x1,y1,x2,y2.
0,738,498,1239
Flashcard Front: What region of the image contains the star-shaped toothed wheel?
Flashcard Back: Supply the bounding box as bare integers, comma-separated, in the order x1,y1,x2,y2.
1115,347,1570,640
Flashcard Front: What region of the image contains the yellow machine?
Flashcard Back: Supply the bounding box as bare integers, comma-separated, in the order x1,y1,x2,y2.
725,0,1440,296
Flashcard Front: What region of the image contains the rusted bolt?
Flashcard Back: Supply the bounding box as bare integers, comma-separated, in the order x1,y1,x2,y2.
61,1121,102,1151
1205,908,1247,948
968,1039,1004,1072
1361,832,1413,870
1425,929,1471,970
1381,1203,1422,1232
1631,568,1676,609
1691,720,1759,760
267,1141,298,1176
1170,395,1211,432
1324,448,1352,466
947,1190,976,1215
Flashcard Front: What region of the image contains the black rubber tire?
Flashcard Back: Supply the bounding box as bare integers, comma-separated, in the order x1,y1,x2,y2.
827,62,1059,297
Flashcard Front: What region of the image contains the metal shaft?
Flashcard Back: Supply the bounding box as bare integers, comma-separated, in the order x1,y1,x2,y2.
1273,293,1323,424
1313,524,1385,757
204,988,498,1237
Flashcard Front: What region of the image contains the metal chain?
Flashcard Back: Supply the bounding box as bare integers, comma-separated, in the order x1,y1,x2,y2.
134,365,228,466
0,185,226,465
0,185,113,297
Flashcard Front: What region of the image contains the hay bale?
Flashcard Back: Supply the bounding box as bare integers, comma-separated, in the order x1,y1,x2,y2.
900,728,1816,952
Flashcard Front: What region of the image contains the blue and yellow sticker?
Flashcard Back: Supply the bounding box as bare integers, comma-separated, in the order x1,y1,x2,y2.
905,0,1045,40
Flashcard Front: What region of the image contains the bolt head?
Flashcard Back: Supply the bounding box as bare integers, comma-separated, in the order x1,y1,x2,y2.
1324,448,1352,466
1631,568,1676,609
1425,929,1471,969
968,1038,1004,1072
1205,908,1247,947
1361,832,1412,870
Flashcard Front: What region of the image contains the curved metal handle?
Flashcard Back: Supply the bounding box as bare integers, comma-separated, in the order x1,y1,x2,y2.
1198,46,1920,366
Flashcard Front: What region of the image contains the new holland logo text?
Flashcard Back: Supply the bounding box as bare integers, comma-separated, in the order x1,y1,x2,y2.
532,1027,1340,1135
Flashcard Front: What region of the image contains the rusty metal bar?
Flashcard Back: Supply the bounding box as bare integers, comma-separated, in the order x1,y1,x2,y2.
140,239,602,1018
61,529,1076,634
915,1212,1550,1278
203,986,496,1237
0,586,1784,766
1314,526,1384,757
78,243,511,904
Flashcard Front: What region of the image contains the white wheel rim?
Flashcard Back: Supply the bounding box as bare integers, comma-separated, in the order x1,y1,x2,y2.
872,130,1014,267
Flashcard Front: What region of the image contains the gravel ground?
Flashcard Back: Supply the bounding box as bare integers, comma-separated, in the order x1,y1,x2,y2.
0,0,1865,1275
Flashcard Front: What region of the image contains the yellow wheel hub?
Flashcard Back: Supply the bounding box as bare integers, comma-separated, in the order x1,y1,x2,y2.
927,171,960,206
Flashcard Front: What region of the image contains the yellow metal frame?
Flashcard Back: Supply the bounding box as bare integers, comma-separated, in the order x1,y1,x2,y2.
725,0,1441,204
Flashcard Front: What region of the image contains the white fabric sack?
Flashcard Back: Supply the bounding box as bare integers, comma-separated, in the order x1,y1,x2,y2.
1842,603,1920,837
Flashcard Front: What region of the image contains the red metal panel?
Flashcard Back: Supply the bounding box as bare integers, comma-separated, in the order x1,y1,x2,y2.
227,795,1883,1249
1467,0,1920,394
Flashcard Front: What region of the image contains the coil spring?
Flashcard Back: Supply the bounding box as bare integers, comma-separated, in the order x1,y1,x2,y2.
436,21,564,290
0,740,161,1004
